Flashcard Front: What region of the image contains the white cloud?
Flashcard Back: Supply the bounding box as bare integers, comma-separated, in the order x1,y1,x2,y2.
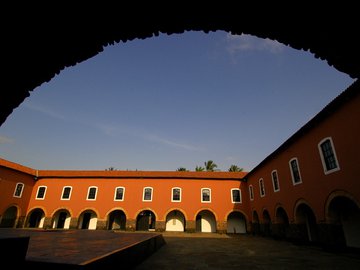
0,135,14,144
94,122,201,151
23,103,66,120
226,156,236,161
144,134,202,151
94,123,121,136
226,33,285,54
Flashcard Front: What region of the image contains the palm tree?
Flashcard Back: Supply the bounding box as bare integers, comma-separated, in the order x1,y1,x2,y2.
195,166,205,171
228,165,244,172
177,167,188,171
204,160,218,171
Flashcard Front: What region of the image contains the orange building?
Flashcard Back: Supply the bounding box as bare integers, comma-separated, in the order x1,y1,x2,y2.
245,80,360,248
0,166,248,234
1,80,359,248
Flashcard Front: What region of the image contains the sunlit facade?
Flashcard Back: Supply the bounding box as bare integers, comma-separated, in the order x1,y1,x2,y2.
1,81,359,248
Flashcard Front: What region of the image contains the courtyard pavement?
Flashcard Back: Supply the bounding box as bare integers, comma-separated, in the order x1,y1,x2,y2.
135,232,360,270
1,229,359,269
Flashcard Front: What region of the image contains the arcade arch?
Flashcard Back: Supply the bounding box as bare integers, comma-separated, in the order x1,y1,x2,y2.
227,211,247,234
326,194,360,248
195,209,216,233
165,210,186,232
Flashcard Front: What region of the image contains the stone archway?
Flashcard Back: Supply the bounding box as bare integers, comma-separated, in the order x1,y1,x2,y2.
196,210,216,233
295,203,318,242
327,196,360,248
274,207,289,239
52,209,71,229
107,210,126,230
227,211,247,234
262,209,271,236
165,210,186,232
0,206,18,228
78,210,98,230
1,9,359,126
252,210,260,235
26,208,45,228
136,210,156,231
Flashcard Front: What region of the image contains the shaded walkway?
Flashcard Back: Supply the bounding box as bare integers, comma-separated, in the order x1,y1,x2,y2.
136,233,360,269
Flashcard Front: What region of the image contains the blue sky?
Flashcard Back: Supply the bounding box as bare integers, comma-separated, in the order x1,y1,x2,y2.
0,31,355,171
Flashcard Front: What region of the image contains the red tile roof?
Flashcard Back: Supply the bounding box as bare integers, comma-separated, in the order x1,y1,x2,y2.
0,157,37,176
0,157,247,180
37,170,247,180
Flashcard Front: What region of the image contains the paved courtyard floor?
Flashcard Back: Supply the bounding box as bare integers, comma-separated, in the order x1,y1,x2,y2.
135,232,360,270
1,229,359,269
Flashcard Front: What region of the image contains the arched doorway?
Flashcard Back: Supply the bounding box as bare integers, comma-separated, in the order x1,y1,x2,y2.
166,210,186,232
295,203,318,242
252,210,260,235
27,208,45,228
0,206,18,228
52,209,71,229
196,210,216,233
262,209,271,236
78,210,98,230
227,211,247,234
328,196,360,248
136,210,156,231
275,207,289,239
108,210,126,230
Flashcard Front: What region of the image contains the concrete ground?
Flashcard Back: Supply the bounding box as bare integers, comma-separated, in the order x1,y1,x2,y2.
135,232,360,270
1,229,359,269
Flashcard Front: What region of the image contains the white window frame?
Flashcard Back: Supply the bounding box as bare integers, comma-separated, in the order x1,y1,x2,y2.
231,188,242,203
36,186,47,200
259,178,265,197
61,186,72,200
13,182,24,198
171,187,182,202
87,186,98,201
271,170,280,192
114,186,125,201
201,188,211,203
289,158,302,185
249,185,254,201
143,187,153,202
318,137,340,175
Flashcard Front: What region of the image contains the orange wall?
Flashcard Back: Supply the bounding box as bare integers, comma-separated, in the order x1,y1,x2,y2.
2,85,360,230
27,178,249,221
0,166,35,216
247,87,360,223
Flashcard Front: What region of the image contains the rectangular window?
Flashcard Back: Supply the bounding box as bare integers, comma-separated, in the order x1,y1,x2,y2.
289,158,302,185
201,188,211,202
172,187,181,202
87,187,97,200
13,182,24,198
114,187,125,201
259,179,265,197
319,137,340,174
271,170,280,192
231,188,241,203
36,186,47,200
249,185,254,201
143,187,153,201
61,186,72,200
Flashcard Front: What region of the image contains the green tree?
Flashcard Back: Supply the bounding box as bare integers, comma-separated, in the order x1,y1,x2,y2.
195,166,205,171
177,167,188,171
228,165,244,172
204,160,218,171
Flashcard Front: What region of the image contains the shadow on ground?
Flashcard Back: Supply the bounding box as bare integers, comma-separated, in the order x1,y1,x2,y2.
135,233,360,270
